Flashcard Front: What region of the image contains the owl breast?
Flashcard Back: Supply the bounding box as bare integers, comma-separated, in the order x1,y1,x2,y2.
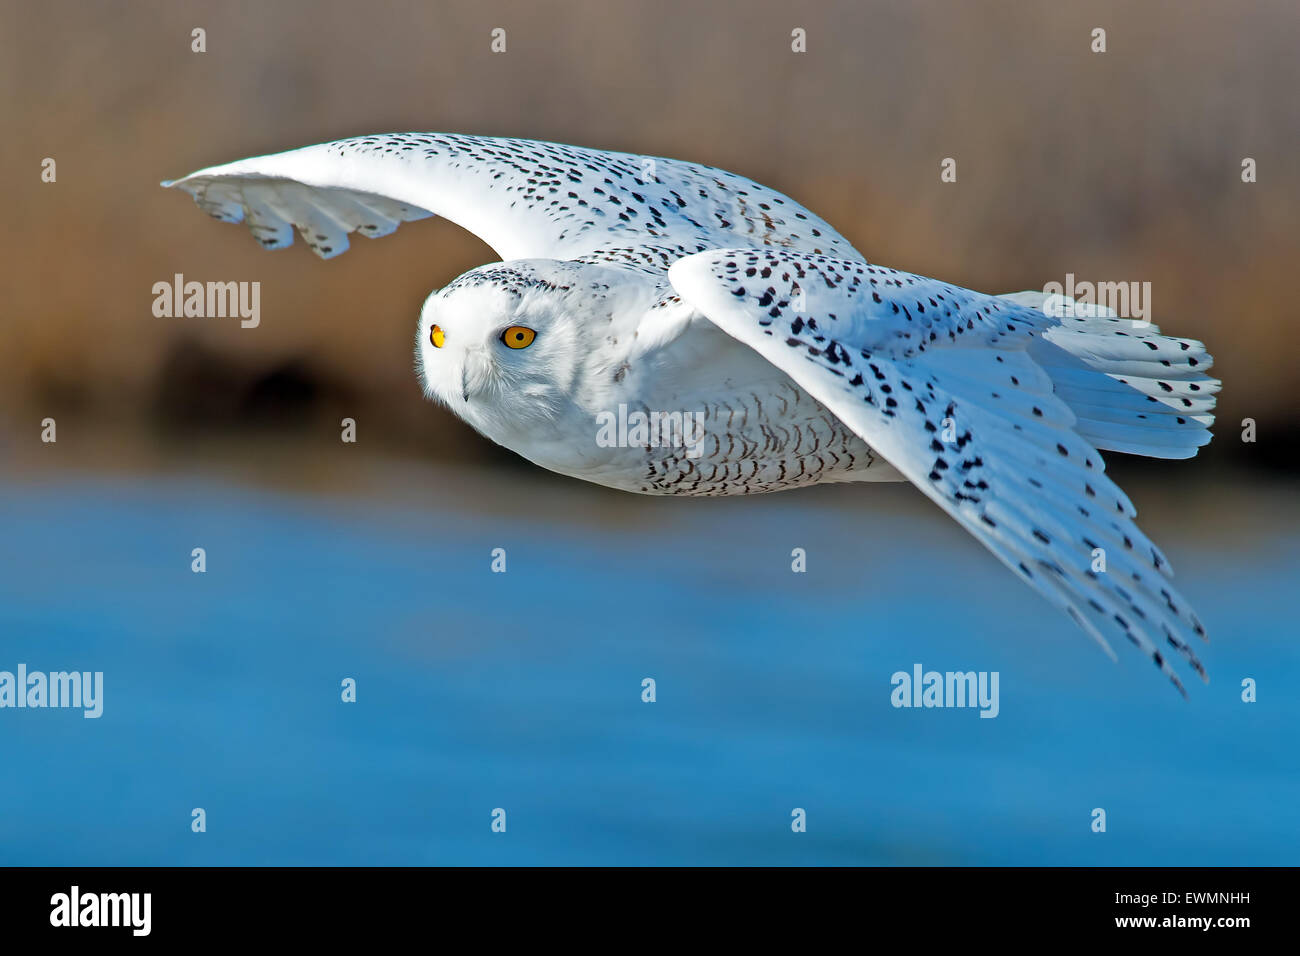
601,381,898,497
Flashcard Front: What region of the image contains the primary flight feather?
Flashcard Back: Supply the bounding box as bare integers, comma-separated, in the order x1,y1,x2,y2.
164,133,1220,694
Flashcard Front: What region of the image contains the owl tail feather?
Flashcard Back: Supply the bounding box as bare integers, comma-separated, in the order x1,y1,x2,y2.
998,291,1219,460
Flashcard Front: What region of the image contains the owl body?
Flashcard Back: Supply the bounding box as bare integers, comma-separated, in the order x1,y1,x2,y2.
418,260,893,496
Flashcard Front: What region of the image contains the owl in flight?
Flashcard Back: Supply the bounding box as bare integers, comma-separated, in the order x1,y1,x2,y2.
165,133,1219,693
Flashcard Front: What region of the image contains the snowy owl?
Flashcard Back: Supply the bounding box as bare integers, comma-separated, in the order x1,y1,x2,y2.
165,133,1219,693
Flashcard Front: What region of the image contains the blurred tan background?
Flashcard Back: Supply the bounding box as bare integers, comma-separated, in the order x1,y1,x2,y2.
2,0,1296,475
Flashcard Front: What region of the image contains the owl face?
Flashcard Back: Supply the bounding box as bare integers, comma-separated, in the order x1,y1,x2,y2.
415,263,586,443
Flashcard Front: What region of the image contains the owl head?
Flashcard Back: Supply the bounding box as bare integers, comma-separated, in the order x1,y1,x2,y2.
418,260,628,449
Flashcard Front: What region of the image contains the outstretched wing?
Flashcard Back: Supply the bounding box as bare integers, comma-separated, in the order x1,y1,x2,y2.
669,249,1210,694
163,133,860,267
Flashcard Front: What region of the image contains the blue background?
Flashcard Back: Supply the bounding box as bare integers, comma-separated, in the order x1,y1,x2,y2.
1,463,1294,865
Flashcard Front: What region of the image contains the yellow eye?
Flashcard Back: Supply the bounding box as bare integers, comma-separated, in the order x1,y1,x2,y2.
430,324,445,348
501,326,536,349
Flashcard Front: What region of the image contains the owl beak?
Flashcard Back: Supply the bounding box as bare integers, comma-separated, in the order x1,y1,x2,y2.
459,347,489,402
